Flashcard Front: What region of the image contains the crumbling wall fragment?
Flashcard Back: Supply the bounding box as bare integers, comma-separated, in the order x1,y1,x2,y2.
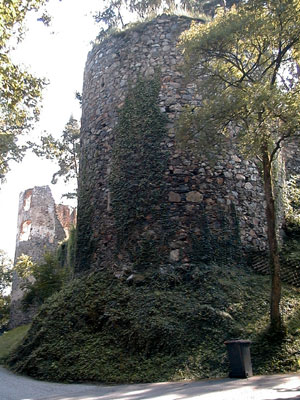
9,186,75,328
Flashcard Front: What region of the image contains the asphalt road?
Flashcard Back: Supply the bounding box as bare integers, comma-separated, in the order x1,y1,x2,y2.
0,366,300,400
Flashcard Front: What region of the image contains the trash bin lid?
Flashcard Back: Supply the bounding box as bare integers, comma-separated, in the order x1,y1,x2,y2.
224,340,252,345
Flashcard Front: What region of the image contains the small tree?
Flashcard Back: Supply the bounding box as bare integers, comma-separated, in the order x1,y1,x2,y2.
179,0,300,332
14,252,65,308
31,116,80,199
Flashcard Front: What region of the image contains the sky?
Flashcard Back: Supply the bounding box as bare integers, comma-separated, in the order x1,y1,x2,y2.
0,0,101,260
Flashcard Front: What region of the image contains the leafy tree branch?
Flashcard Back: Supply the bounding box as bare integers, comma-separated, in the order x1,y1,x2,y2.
178,0,300,332
29,116,80,199
0,0,50,182
93,0,242,38
0,250,12,329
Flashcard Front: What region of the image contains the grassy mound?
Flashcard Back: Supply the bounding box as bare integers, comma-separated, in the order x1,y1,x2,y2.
0,325,31,363
8,264,300,383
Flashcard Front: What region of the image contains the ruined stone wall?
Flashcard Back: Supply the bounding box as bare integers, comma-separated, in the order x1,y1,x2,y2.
77,14,268,273
56,204,77,238
10,186,75,328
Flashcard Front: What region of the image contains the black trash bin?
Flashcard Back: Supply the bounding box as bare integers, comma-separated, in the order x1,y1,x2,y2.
224,340,253,378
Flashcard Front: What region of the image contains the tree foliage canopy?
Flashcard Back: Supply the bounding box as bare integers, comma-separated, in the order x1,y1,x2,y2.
14,252,66,308
30,116,80,198
0,0,47,182
94,0,241,35
0,250,12,330
0,250,12,294
179,0,300,159
178,0,300,332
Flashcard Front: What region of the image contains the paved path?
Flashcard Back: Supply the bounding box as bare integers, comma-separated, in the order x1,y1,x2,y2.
0,366,299,400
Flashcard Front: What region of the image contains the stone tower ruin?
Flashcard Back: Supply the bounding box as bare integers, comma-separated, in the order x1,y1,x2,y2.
10,185,76,328
76,14,269,274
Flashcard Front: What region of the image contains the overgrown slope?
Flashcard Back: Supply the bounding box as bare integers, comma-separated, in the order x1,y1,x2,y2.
8,263,300,383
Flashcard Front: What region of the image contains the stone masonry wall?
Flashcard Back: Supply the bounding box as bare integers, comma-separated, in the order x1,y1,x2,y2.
283,136,300,178
56,204,77,238
10,186,74,328
76,14,268,273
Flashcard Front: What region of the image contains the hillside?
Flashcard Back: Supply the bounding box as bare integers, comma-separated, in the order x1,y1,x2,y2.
8,263,300,383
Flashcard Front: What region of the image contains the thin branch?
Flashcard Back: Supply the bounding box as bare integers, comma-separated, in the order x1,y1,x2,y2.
263,38,298,85
270,131,293,162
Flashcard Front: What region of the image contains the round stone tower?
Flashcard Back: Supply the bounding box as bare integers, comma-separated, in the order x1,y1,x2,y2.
76,14,268,274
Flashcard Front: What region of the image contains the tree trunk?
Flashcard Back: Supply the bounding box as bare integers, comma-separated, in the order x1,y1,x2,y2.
262,145,282,332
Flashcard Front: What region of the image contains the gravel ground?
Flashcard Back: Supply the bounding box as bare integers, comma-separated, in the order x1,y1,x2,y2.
0,366,299,400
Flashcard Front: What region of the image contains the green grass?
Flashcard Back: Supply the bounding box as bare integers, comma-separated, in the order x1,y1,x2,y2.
0,325,31,363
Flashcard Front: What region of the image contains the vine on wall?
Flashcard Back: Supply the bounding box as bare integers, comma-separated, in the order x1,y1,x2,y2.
75,153,95,272
110,76,169,267
190,203,242,266
57,226,77,279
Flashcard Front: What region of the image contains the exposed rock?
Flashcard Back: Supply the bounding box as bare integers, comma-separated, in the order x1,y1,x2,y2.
170,249,180,262
168,191,181,202
186,191,203,203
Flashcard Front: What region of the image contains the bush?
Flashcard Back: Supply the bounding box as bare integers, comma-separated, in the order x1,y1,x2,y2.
16,253,66,309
